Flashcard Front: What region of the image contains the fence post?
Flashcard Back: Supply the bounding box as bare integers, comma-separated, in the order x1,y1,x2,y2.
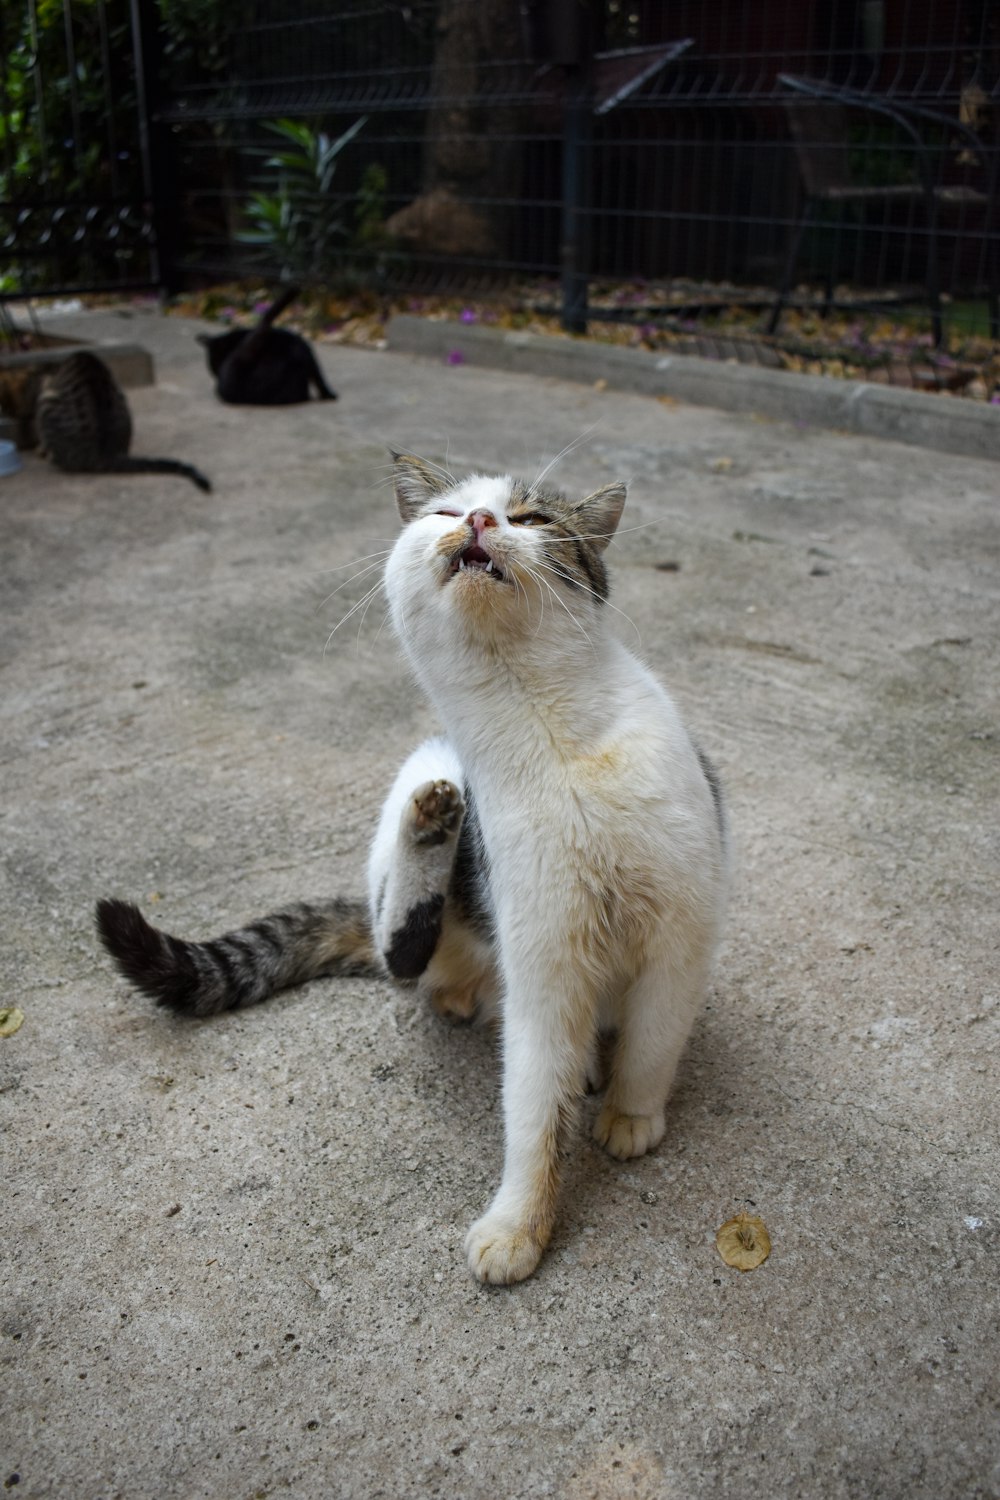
130,0,179,296
561,69,592,335
546,0,594,335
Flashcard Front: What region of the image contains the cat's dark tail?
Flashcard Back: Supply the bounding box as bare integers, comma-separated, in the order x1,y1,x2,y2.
95,897,379,1018
260,284,300,327
110,457,213,493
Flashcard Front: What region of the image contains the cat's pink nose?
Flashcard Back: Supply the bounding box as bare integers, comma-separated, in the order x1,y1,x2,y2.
468,509,498,539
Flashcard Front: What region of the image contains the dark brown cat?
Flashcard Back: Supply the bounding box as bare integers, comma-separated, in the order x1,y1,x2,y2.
2,352,212,492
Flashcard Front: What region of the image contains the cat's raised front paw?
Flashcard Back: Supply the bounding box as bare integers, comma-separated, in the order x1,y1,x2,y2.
593,1105,665,1160
409,779,465,845
465,1211,545,1285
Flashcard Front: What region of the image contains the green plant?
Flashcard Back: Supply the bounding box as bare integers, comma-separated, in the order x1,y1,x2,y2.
0,0,140,200
0,0,145,290
237,117,367,281
354,163,391,253
158,0,234,80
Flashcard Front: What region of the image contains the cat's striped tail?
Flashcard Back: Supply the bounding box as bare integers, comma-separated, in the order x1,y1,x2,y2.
110,457,213,493
95,897,379,1018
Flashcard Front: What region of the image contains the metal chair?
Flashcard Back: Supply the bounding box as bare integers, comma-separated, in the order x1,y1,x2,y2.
768,74,999,345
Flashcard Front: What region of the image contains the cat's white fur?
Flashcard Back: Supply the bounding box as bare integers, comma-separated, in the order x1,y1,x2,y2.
369,460,728,1284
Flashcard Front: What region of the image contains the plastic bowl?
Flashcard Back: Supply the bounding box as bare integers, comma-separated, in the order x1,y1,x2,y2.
0,440,22,477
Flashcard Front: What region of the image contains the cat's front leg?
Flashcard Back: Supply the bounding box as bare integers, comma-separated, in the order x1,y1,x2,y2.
372,778,465,981
465,964,593,1285
593,949,709,1159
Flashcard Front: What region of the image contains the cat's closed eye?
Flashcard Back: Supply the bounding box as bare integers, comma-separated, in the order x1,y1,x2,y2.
435,508,463,518
510,512,549,527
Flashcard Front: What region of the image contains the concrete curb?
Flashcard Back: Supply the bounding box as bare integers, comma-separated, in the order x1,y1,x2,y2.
387,315,1000,463
0,340,155,389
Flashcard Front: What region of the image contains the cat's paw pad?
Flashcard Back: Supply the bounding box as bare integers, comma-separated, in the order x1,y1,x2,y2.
593,1105,665,1160
429,982,478,1024
409,780,465,845
465,1212,545,1285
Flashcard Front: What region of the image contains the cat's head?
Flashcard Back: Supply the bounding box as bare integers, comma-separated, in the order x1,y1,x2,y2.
385,452,626,650
196,329,243,375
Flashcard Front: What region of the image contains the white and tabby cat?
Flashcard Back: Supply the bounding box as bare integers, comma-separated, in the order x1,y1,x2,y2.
97,453,728,1284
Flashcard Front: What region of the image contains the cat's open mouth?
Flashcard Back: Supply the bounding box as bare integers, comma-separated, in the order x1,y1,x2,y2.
448,543,506,581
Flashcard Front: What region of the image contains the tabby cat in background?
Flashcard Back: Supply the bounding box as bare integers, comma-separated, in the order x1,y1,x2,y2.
97,453,729,1286
0,351,212,492
198,284,337,405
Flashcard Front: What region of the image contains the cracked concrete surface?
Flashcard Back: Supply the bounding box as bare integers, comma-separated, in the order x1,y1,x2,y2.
2,307,998,1499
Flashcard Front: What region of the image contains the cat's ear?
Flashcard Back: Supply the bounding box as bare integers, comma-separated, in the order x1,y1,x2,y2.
391,451,450,522
574,482,626,552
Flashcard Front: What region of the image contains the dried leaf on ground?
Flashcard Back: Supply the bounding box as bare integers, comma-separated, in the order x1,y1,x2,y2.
81,277,1000,403
0,1006,25,1037
716,1211,772,1271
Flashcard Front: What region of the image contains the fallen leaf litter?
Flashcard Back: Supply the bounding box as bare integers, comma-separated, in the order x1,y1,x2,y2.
716,1212,772,1271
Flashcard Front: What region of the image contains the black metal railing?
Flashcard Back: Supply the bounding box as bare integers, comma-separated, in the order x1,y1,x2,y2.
3,0,997,353
0,0,157,300
145,0,998,346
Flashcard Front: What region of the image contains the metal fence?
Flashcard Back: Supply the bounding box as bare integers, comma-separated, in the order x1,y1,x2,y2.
0,0,157,299
2,0,998,346
149,0,999,342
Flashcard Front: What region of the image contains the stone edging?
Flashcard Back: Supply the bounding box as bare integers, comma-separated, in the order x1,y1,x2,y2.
0,341,155,390
386,315,999,464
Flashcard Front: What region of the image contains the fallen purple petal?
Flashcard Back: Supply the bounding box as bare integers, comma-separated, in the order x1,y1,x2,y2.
447,350,465,365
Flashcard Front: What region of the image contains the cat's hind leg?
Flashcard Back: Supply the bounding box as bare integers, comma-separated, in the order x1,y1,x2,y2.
593,947,710,1160
305,347,337,401
368,739,465,982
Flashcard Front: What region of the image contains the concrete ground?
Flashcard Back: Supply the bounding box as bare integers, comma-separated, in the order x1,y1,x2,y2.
2,306,998,1500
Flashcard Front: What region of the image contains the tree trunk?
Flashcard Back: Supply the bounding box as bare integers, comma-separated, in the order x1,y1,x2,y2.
385,0,524,258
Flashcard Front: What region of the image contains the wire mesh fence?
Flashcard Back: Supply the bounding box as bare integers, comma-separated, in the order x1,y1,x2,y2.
2,0,997,380
148,0,998,352
0,0,156,300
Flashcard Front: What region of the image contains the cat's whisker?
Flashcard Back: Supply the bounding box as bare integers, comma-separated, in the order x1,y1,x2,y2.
322,582,386,648
503,560,545,636
315,558,391,612
420,462,459,493
394,596,415,649
546,517,668,545
510,562,541,631
512,561,547,638
322,579,386,654
518,558,596,654
534,556,642,647
437,446,458,488
529,425,601,494
305,548,394,582
603,521,667,541
378,453,458,490
307,552,392,591
371,605,394,648
355,580,385,651
539,573,597,654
